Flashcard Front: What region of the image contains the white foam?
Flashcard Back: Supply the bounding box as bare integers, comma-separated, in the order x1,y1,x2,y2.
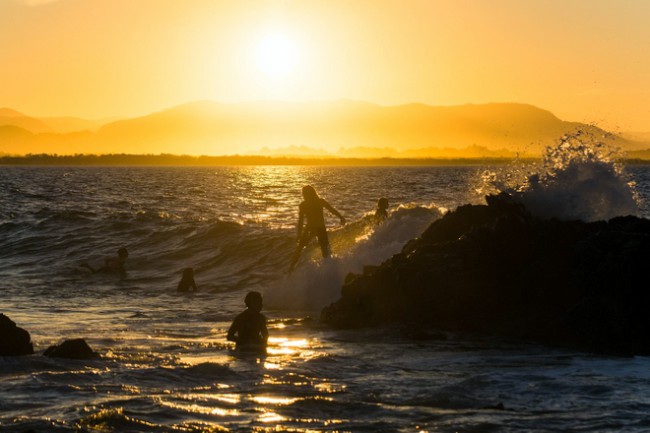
517,158,639,221
483,130,640,222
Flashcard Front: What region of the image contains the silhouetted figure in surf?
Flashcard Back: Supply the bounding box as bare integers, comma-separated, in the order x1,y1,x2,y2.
374,197,389,224
81,247,129,274
289,185,346,272
227,291,268,352
177,267,198,292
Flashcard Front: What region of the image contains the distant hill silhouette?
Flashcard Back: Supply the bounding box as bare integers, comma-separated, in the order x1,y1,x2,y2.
0,109,53,134
40,116,107,133
94,101,591,155
0,108,27,118
0,108,106,136
1,101,648,158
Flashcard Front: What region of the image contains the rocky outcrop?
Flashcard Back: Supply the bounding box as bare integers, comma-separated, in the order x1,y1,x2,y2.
0,314,34,356
1,315,98,359
322,193,650,356
44,339,98,359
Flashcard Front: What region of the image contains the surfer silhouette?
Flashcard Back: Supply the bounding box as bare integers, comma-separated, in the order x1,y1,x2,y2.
289,185,346,272
80,247,129,274
177,267,198,292
227,291,269,352
374,197,389,223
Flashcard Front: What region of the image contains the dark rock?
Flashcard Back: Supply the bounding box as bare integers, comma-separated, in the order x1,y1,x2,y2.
0,314,34,356
321,193,650,356
44,338,98,359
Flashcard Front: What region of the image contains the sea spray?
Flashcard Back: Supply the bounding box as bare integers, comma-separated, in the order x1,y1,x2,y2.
265,204,443,310
479,129,639,221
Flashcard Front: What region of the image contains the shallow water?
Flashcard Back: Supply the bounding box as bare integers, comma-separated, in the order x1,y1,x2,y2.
1,163,650,432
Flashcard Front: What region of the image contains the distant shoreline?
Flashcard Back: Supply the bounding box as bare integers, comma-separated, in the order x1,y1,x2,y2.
0,153,527,166
0,154,648,166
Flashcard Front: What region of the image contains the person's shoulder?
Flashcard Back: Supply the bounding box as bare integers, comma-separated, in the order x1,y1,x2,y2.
245,311,266,321
232,310,248,322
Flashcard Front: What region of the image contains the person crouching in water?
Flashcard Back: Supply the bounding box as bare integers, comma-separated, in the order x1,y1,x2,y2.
227,291,269,352
289,185,346,272
177,267,198,292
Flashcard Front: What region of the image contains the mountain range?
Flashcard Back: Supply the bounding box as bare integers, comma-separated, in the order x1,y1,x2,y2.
1,101,648,159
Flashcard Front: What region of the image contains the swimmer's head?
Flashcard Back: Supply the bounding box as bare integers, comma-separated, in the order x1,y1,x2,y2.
245,291,263,311
118,248,129,259
378,198,389,210
182,267,194,279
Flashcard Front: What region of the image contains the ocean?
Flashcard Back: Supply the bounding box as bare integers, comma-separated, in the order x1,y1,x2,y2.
2,153,650,432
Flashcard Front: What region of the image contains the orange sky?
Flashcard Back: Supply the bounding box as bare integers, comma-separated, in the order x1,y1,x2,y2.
1,0,649,131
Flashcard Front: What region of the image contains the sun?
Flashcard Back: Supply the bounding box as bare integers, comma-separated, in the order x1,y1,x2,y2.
255,33,299,80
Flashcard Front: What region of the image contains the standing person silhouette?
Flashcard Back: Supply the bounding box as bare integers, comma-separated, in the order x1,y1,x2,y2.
289,185,345,272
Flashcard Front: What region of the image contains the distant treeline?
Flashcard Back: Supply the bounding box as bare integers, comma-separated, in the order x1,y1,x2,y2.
0,153,543,166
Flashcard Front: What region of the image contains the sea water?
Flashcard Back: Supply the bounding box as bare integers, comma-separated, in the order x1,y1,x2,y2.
1,158,650,432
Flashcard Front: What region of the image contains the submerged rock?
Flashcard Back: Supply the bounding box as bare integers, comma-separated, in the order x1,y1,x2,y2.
44,338,98,359
0,314,34,356
322,193,650,356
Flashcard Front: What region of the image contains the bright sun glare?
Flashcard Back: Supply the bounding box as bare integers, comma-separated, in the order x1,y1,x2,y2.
255,33,298,80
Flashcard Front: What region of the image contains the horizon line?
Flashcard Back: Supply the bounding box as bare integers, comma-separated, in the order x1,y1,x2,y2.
2,152,650,166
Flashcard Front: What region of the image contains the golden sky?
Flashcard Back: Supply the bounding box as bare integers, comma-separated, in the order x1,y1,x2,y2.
2,0,649,131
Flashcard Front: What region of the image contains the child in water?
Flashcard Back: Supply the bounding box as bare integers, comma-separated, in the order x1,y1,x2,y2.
227,291,269,352
289,185,345,272
81,247,129,274
374,197,389,223
177,267,198,292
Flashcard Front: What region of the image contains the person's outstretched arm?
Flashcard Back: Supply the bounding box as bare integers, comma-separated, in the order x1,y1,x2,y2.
323,200,345,225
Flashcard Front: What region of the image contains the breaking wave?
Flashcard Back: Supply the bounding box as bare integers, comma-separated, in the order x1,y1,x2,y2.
479,129,640,221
